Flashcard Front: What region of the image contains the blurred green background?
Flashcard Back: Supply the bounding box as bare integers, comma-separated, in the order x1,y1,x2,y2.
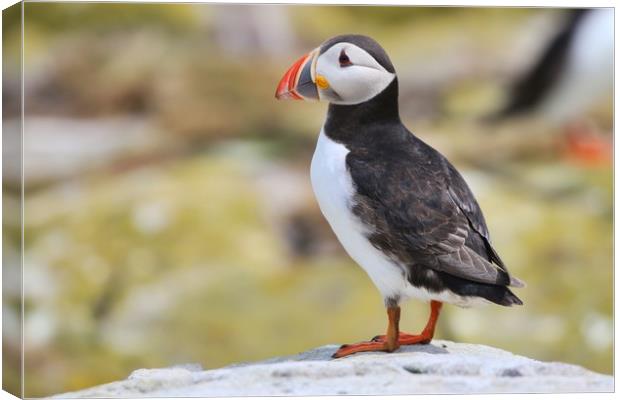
2,4,612,397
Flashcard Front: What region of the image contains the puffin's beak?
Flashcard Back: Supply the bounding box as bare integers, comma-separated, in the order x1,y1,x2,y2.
275,48,320,101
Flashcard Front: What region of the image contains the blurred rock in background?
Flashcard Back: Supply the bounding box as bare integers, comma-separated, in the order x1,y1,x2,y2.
2,4,612,397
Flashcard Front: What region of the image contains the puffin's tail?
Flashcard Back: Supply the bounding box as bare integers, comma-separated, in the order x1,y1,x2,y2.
441,273,524,307
498,288,523,307
509,275,526,288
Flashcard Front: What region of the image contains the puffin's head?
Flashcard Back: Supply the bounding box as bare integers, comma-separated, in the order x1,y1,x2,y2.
275,34,396,105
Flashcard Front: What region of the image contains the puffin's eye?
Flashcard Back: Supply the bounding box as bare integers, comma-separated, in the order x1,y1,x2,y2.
339,49,352,67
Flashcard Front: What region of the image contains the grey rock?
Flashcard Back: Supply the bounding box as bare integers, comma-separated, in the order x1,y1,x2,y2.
52,341,613,397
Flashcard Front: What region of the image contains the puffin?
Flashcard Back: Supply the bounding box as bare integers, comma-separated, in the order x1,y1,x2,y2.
275,34,524,358
490,8,613,123
488,9,613,165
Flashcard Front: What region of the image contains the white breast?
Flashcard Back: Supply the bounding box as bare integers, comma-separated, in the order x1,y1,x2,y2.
310,129,407,301
310,129,487,307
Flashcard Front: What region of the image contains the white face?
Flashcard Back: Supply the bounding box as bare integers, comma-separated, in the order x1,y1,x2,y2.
315,42,396,105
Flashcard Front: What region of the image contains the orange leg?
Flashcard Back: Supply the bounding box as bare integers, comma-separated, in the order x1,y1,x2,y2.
372,300,443,345
332,307,400,358
332,301,443,359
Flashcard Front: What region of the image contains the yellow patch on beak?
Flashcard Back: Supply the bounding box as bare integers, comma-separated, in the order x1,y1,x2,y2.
316,75,329,90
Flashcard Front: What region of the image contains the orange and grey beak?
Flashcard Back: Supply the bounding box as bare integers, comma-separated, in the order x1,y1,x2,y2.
275,48,320,101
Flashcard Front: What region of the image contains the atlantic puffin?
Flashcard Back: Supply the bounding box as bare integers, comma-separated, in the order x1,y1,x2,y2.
488,8,613,165
275,34,524,358
491,8,613,123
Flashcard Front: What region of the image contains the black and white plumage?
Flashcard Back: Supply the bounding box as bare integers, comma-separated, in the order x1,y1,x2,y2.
491,8,613,124
276,34,523,356
315,76,523,309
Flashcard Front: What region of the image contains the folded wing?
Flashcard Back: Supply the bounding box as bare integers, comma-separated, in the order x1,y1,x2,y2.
347,145,523,288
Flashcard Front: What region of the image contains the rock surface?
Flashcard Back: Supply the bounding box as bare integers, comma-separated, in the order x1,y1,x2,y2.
54,341,613,397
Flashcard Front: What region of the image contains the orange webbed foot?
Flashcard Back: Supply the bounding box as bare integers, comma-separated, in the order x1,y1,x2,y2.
332,338,397,358
371,332,432,345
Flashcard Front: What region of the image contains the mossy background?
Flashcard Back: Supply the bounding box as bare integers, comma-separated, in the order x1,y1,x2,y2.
2,4,612,397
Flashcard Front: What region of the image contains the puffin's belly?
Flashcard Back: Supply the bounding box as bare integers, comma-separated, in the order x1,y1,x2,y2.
310,130,409,300
309,130,488,307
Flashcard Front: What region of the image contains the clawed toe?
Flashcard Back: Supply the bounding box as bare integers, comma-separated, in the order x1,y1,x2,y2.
371,332,430,345
331,340,389,358
332,343,353,358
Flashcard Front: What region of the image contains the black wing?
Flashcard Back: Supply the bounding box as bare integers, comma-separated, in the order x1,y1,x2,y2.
443,159,510,273
347,136,523,288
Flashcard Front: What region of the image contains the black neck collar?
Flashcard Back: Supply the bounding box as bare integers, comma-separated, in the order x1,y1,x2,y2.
323,78,401,145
